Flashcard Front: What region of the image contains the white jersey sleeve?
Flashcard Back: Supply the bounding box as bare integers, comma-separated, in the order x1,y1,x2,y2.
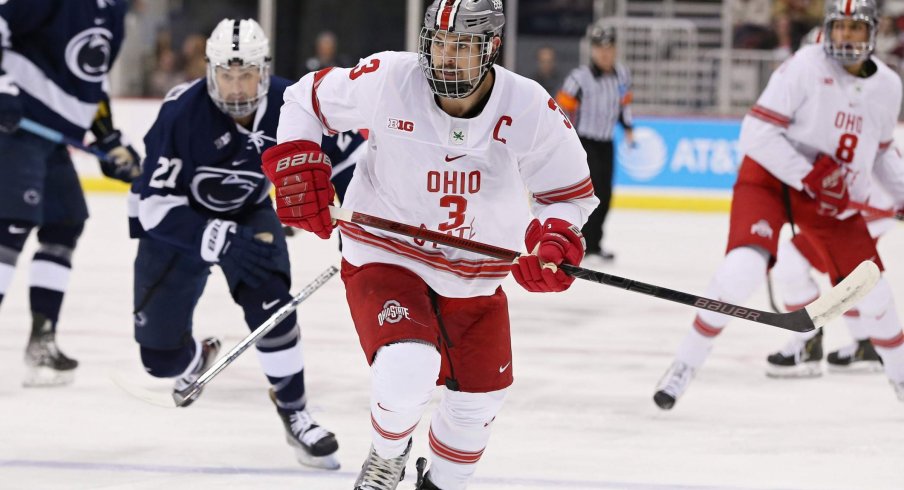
873,144,904,208
276,52,398,144
738,52,813,189
518,97,598,227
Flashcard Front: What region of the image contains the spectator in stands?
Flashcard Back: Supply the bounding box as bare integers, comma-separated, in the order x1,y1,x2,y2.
875,15,901,69
304,31,351,71
732,0,778,49
148,48,186,97
181,34,208,80
530,46,563,96
773,0,824,57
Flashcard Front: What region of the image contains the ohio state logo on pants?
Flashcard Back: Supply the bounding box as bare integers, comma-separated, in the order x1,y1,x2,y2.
377,300,410,326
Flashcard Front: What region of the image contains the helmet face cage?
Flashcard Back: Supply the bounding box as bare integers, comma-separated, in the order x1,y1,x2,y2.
206,19,272,118
418,28,499,99
206,62,270,118
823,0,878,65
418,0,504,99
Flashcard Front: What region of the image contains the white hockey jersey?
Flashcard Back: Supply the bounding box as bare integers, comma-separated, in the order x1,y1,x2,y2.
739,44,904,218
277,51,598,297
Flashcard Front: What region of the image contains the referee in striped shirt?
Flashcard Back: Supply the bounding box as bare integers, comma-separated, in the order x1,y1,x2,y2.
556,23,633,261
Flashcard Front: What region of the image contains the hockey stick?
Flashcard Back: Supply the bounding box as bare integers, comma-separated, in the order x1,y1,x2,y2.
847,200,904,221
329,206,879,333
18,117,115,163
111,266,338,408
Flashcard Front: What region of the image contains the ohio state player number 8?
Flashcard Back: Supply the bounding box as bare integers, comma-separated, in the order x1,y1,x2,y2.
835,133,858,164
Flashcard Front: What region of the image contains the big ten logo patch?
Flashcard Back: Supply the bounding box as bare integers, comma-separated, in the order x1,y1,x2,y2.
388,118,415,132
377,300,411,326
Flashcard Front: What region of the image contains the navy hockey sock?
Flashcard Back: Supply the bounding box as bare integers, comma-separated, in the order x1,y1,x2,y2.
30,223,82,331
237,283,307,410
0,219,32,307
140,343,197,378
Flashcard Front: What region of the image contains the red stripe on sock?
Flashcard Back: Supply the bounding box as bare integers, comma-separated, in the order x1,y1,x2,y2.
871,331,904,349
693,316,723,337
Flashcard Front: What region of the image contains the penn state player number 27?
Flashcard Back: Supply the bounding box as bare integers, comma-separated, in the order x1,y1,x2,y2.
148,157,183,189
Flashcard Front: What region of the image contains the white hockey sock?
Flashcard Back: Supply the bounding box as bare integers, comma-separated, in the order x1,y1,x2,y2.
843,309,867,341
772,239,820,310
695,246,769,332
427,388,506,490
370,342,440,459
868,307,904,383
675,327,714,369
0,262,14,298
853,278,904,381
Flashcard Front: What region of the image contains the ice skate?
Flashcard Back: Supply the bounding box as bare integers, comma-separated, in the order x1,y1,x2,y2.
172,337,221,407
269,389,339,470
354,438,412,490
414,457,442,489
23,315,78,387
827,339,884,373
766,328,823,378
653,360,696,410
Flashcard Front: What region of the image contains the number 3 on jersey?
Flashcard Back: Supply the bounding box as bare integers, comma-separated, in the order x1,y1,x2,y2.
350,59,380,80
835,133,858,164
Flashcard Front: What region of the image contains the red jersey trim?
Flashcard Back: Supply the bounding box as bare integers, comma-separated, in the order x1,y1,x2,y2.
312,68,339,136
339,222,512,280
533,177,595,205
879,140,893,151
429,428,484,464
749,105,791,128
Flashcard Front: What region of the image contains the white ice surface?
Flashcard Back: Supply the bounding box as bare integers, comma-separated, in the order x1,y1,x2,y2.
1,195,902,490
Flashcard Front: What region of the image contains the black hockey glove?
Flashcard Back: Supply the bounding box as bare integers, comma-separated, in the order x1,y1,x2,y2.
0,71,23,133
200,219,282,289
90,129,142,183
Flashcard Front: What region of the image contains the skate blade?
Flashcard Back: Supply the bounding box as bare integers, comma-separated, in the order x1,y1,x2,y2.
292,447,340,471
23,366,75,388
765,362,822,379
827,362,884,374
109,371,178,408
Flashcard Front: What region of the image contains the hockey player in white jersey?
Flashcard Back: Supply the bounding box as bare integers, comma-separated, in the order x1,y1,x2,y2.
765,189,893,377
262,1,597,488
654,0,904,410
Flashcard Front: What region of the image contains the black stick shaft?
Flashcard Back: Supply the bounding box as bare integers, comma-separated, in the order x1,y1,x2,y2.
340,210,814,332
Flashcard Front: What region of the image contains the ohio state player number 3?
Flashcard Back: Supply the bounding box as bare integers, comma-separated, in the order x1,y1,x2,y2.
350,59,380,80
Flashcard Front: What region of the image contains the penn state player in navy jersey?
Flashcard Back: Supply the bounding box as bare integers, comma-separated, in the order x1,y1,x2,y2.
0,0,140,387
130,19,364,470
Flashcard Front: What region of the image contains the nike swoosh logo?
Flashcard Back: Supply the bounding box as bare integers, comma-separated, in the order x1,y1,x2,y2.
377,402,395,412
262,299,280,310
231,159,248,166
499,361,511,373
8,225,28,234
445,154,466,162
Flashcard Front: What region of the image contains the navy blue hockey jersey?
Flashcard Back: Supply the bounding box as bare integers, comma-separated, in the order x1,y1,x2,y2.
130,76,366,252
0,0,127,139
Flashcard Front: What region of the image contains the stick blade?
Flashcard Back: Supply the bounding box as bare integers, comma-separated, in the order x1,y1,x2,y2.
804,260,880,329
109,371,179,409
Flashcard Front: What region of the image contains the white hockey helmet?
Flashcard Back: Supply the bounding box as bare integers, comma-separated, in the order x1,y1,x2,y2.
823,0,878,65
206,18,272,118
418,0,505,99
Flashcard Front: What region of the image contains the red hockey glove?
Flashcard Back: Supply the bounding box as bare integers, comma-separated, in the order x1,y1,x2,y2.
802,153,849,217
261,140,335,239
511,218,585,293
